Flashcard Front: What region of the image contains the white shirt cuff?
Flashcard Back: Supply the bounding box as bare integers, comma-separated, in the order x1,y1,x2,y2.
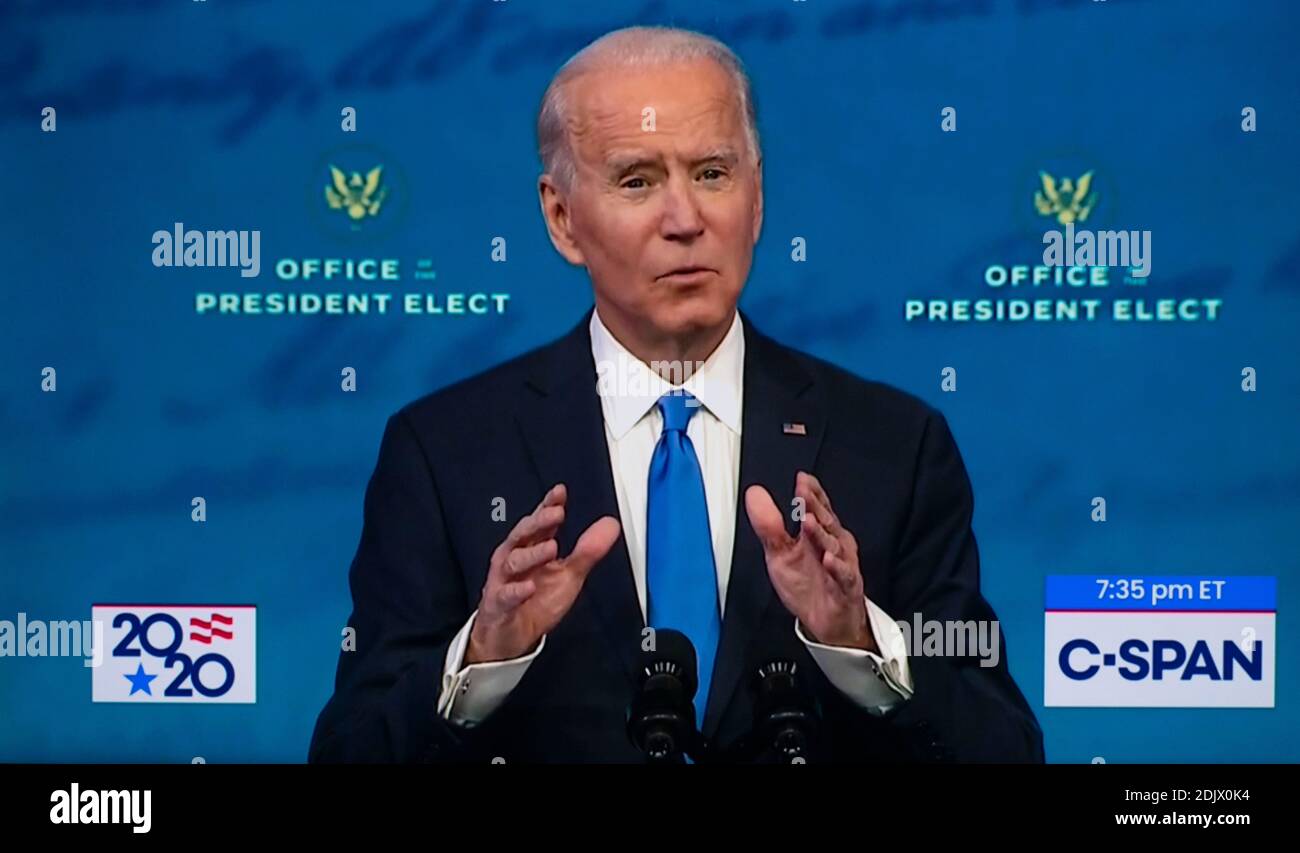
437,610,545,727
795,597,914,716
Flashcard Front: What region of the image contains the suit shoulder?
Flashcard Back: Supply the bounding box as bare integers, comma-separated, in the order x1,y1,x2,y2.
395,334,560,432
779,342,942,433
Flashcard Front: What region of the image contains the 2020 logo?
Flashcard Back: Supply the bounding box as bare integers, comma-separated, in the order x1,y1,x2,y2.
92,605,256,704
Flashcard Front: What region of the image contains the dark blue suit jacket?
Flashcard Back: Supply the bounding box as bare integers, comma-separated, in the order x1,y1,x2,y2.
308,309,1044,763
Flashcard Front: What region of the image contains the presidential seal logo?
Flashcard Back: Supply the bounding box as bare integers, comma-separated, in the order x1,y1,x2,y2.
308,144,409,241
325,164,389,224
1034,170,1098,226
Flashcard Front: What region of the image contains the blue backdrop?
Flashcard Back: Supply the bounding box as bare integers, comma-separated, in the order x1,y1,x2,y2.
1,0,1297,762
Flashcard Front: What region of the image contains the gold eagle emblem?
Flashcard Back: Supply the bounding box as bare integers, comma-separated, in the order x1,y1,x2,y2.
325,165,388,221
1034,170,1097,225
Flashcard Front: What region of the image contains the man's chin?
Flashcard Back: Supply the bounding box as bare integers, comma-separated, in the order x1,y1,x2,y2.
650,300,735,337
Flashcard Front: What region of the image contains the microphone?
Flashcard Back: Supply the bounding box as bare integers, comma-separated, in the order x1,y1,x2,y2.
751,659,819,762
626,628,700,763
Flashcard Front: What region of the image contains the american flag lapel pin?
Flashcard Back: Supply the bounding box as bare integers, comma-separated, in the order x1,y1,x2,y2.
782,422,807,436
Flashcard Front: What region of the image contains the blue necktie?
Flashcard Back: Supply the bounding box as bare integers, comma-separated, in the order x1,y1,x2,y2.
646,391,722,730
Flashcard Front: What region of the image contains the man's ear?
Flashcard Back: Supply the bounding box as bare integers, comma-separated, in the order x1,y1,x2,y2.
538,174,586,267
750,157,764,245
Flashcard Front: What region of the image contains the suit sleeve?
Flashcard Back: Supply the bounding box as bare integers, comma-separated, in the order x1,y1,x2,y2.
815,408,1045,763
308,410,484,763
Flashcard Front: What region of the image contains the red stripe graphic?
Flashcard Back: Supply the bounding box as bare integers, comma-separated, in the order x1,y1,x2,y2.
189,613,235,643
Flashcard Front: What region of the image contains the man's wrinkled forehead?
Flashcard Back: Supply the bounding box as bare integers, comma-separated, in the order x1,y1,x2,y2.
563,61,748,173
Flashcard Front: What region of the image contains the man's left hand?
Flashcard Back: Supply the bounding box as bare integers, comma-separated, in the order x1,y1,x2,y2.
744,471,877,653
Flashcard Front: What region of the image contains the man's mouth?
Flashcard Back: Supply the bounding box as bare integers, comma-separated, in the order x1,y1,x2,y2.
658,266,716,281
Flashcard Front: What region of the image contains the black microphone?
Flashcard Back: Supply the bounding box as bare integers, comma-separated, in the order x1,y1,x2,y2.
626,628,700,763
751,659,819,762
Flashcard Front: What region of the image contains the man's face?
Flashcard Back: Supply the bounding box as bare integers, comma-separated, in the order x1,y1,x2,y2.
540,58,763,342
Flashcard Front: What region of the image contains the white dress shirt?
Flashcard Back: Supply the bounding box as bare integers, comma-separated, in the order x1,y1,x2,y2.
436,309,914,726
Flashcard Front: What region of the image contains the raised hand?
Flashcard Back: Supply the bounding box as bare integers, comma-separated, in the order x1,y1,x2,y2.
744,471,876,651
466,484,622,664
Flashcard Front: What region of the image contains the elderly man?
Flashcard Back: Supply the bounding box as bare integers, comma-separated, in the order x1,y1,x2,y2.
309,26,1042,763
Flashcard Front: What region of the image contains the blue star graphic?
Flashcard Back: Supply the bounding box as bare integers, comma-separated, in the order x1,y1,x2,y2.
124,663,157,696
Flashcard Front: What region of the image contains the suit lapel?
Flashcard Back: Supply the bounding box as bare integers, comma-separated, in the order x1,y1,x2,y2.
702,313,826,738
515,311,645,690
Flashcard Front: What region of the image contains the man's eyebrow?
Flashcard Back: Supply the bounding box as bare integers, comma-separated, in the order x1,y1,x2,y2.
690,146,741,166
605,152,661,174
604,146,741,175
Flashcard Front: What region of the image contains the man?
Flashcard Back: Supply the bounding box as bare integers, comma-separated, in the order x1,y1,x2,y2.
309,26,1043,763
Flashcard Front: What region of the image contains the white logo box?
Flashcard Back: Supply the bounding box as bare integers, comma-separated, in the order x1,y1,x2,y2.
91,604,256,704
1044,611,1274,708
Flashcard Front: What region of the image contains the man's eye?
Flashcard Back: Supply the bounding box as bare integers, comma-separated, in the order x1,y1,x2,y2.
621,177,648,190
699,168,726,181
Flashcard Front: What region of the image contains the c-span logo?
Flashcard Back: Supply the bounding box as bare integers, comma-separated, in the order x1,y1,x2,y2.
1044,576,1274,708
91,605,256,703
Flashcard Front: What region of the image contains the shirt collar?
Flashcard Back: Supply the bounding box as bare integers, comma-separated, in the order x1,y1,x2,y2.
589,307,744,440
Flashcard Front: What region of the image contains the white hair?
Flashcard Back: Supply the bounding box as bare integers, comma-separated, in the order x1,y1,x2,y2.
536,26,761,193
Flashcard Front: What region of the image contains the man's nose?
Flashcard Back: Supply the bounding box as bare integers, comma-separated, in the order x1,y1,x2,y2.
659,176,705,241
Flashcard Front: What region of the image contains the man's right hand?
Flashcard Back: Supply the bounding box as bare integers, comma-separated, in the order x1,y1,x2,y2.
466,484,622,665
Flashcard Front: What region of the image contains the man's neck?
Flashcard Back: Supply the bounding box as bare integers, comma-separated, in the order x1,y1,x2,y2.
595,305,735,379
